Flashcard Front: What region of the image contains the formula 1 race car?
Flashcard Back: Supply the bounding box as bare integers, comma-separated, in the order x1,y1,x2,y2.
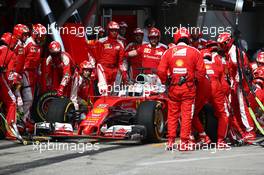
34,73,168,143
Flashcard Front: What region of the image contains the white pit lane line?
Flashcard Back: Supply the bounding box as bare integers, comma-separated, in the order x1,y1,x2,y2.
137,152,264,166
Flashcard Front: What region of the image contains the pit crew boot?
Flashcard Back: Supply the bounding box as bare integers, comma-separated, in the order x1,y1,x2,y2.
5,129,17,140
178,139,196,151
242,131,256,144
166,137,175,151
216,139,231,149
198,132,211,145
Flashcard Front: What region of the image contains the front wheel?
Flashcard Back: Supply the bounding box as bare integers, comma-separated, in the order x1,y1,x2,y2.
46,97,75,123
136,101,165,143
35,91,58,122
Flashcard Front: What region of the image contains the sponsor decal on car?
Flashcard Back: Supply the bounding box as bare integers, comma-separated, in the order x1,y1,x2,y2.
97,104,108,108
92,108,106,114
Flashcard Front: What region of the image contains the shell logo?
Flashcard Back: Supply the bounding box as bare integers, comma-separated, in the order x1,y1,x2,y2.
175,59,184,66
205,65,211,69
93,108,105,114
104,43,112,49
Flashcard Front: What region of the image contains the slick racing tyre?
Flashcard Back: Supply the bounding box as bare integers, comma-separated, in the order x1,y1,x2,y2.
35,91,58,122
46,97,75,123
136,101,165,143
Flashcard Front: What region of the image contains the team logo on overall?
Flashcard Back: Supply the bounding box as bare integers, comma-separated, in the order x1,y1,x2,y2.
205,65,214,74
144,48,151,53
155,51,163,55
173,48,187,56
175,59,184,67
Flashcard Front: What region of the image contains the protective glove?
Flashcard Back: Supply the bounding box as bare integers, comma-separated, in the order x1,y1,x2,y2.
8,72,22,86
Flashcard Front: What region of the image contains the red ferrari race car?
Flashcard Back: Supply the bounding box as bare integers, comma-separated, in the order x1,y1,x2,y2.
33,73,168,143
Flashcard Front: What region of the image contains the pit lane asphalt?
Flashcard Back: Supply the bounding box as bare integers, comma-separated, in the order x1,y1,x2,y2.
0,139,263,175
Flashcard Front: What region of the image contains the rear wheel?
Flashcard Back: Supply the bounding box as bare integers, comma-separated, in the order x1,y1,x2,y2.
46,97,75,123
136,101,165,143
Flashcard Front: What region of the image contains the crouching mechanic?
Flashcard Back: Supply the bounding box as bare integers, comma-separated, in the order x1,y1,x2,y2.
45,41,72,96
158,28,206,151
0,32,22,139
70,60,96,111
93,21,127,95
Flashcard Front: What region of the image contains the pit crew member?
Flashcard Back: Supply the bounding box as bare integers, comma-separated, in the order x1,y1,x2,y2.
158,27,206,151
45,41,73,96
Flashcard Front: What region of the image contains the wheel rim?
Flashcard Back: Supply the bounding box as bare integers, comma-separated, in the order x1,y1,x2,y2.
64,102,75,123
154,107,164,139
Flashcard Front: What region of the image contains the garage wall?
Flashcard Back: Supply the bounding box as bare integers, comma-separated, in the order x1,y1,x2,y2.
155,0,200,43
155,0,263,52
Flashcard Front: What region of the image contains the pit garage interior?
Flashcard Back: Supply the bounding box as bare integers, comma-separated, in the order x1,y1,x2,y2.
0,0,264,55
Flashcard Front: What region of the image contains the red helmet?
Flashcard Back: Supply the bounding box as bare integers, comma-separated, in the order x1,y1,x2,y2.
206,40,218,47
98,26,105,33
1,32,11,44
49,41,61,53
217,32,234,51
107,21,120,30
201,49,212,59
119,21,128,28
191,28,202,39
206,40,219,52
253,66,264,79
32,23,47,44
217,32,231,43
168,43,176,48
1,32,17,48
80,60,94,70
253,66,264,88
133,28,144,35
148,27,160,38
256,52,264,64
173,27,190,43
13,24,29,39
